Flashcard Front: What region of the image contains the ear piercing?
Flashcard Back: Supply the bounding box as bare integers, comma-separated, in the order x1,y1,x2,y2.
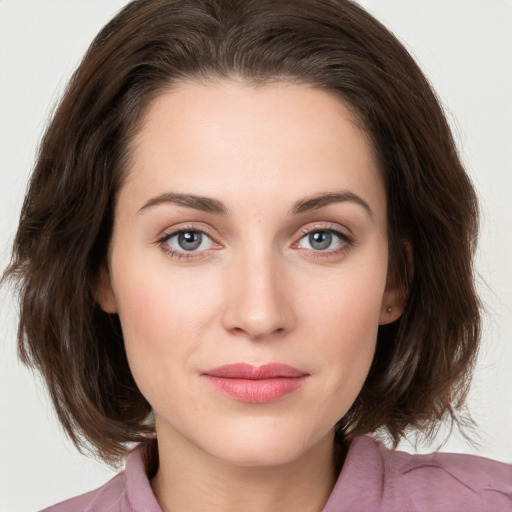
386,306,392,313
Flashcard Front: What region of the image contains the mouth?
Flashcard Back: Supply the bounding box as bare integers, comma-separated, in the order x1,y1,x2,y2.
201,363,310,403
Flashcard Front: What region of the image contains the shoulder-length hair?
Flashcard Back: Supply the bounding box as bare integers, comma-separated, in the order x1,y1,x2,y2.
4,0,480,464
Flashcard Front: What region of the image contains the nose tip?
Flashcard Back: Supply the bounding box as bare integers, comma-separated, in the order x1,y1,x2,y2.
228,322,286,341
221,259,294,341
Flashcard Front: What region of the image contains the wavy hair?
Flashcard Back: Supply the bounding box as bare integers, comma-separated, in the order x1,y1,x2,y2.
3,0,480,464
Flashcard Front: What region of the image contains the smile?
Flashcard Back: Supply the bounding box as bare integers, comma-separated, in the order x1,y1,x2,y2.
201,363,310,403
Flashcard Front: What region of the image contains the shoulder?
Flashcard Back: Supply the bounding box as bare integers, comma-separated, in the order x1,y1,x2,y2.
40,443,161,512
40,472,128,512
383,439,512,511
326,435,512,512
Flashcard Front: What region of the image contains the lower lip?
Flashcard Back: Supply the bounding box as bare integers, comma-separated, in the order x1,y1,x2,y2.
202,376,308,403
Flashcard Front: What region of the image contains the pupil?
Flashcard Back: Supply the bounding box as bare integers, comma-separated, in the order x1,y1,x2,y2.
178,231,202,251
310,231,332,250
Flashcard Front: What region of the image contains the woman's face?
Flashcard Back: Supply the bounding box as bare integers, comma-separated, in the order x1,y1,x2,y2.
98,81,403,467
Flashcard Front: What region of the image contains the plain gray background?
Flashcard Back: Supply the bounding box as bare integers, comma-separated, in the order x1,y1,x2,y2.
1,1,511,511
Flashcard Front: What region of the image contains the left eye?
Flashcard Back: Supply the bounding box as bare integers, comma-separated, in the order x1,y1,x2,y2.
165,230,214,252
297,230,346,251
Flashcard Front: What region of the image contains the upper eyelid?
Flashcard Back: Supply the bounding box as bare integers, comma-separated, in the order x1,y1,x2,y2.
296,228,351,246
156,227,219,258
156,223,217,241
298,222,353,238
299,229,349,240
294,223,355,252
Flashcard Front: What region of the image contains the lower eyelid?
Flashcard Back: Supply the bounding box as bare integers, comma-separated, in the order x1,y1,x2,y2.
292,228,354,257
156,227,223,260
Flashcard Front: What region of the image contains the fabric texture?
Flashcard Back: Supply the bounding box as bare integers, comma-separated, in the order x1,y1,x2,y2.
42,435,512,512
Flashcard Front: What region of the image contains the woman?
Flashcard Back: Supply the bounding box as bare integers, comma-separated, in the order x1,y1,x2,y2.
2,0,511,511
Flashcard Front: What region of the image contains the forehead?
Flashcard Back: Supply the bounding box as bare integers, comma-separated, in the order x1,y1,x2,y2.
121,80,385,219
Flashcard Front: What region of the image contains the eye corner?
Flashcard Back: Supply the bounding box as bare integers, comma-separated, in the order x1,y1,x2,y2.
155,224,222,260
293,224,354,257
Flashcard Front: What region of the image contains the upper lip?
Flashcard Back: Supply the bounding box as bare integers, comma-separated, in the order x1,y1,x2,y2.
202,363,308,379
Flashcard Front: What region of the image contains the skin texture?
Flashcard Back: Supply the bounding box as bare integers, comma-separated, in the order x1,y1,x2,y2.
97,81,405,512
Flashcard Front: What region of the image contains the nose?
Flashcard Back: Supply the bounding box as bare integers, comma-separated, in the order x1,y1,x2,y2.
221,247,295,341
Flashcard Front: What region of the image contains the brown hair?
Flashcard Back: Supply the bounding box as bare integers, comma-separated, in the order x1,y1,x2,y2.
3,0,480,464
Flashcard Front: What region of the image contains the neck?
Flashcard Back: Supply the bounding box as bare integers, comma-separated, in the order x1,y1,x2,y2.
151,427,339,512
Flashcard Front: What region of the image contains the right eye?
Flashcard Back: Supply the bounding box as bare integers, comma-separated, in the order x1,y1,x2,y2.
159,229,216,258
165,230,213,251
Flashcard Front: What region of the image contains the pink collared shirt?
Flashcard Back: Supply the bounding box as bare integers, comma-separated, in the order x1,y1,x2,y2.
42,435,512,512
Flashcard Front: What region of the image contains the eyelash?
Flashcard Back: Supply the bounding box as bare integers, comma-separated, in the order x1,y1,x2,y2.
294,224,353,258
156,224,218,260
156,223,353,260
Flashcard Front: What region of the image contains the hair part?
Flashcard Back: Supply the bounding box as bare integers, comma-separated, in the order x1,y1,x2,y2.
3,0,480,464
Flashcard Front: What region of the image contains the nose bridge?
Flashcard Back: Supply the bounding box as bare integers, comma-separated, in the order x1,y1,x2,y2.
222,238,293,340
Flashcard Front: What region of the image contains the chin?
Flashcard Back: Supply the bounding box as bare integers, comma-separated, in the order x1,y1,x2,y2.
201,420,331,468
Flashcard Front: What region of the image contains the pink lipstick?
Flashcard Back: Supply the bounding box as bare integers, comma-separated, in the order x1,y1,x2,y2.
201,363,309,403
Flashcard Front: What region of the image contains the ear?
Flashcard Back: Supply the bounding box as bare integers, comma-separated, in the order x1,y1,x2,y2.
379,277,407,325
379,243,412,325
94,265,118,314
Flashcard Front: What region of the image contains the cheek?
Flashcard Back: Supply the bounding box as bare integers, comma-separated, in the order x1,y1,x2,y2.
108,252,224,386
110,269,203,416
111,250,215,337
300,256,387,404
304,257,387,336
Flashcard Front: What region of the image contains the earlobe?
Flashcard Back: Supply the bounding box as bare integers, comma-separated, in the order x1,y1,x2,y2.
379,301,404,325
379,243,412,325
94,266,118,314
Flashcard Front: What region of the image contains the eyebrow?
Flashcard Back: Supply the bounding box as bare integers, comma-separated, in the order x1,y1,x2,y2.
138,190,372,217
138,193,228,214
290,191,372,217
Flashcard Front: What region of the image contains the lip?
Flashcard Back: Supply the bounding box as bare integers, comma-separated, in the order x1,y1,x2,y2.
201,363,309,403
